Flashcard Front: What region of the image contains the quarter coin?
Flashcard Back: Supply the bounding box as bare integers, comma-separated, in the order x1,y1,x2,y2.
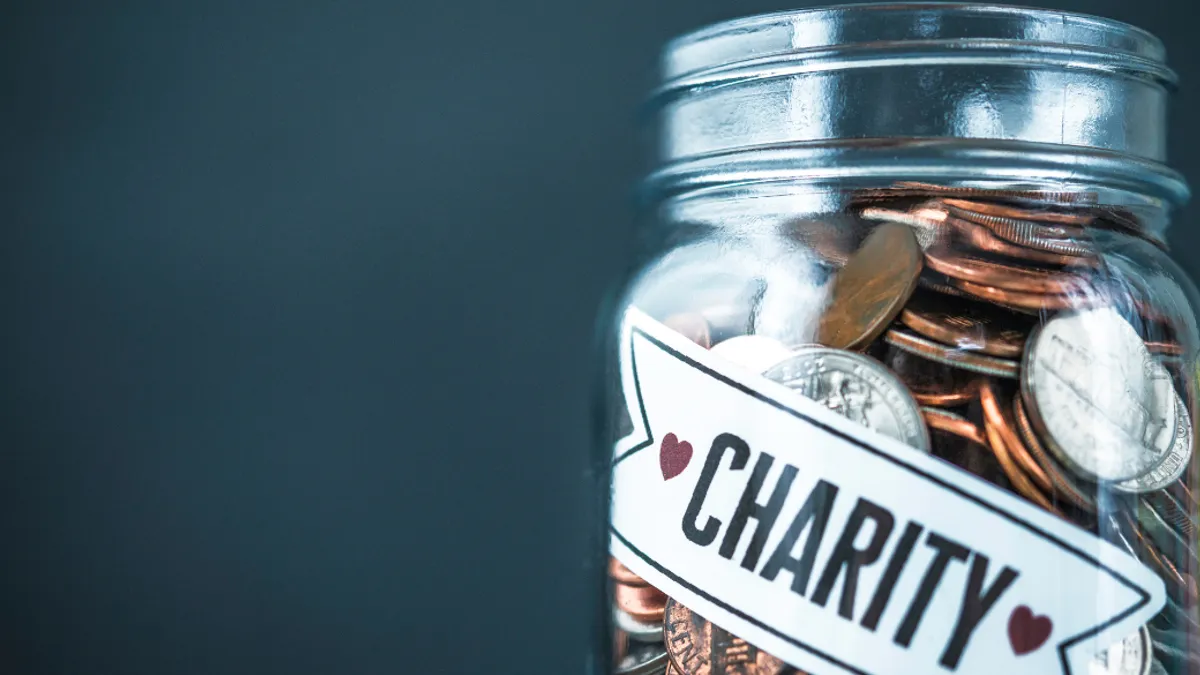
899,292,1033,358
765,347,930,450
950,216,1093,267
1022,309,1181,482
941,197,1095,227
664,598,789,675
885,327,1020,379
817,223,922,350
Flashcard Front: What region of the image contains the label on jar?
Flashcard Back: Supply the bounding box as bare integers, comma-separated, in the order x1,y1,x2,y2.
610,308,1165,675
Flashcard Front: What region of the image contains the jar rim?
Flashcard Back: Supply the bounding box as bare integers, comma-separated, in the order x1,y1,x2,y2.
662,3,1171,84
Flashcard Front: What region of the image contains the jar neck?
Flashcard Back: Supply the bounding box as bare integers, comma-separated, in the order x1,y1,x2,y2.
645,5,1189,216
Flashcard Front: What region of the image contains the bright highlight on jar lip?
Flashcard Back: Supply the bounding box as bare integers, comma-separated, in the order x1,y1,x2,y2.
599,4,1199,675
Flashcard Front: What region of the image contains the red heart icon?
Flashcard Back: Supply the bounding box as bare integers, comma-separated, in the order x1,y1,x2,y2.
1008,606,1052,656
659,433,693,481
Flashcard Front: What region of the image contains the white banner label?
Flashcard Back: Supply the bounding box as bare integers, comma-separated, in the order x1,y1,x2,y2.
611,308,1165,675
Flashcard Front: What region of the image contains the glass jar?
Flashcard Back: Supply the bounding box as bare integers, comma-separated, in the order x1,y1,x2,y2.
595,5,1200,675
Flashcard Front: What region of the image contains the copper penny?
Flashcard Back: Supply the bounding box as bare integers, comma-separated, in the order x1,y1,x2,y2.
616,583,668,624
951,280,1080,311
899,292,1032,358
979,381,1053,494
949,216,1093,267
1147,340,1186,357
609,557,647,586
614,628,629,664
885,327,1019,379
923,247,1086,294
922,407,987,447
981,403,1060,514
888,348,981,407
1013,397,1095,512
664,598,789,675
940,197,1095,227
664,313,713,349
817,222,922,350
917,272,976,300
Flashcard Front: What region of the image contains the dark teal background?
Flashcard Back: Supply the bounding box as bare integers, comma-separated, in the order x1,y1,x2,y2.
3,2,1198,674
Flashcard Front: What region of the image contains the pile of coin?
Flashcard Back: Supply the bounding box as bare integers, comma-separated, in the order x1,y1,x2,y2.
614,183,1199,675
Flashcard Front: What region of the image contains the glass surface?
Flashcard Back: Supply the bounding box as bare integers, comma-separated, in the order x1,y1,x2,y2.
596,5,1199,675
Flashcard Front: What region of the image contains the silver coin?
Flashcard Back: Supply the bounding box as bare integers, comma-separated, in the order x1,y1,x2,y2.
764,347,931,451
1023,308,1179,482
711,334,794,373
614,606,663,643
616,641,669,675
1089,625,1151,675
1115,391,1192,493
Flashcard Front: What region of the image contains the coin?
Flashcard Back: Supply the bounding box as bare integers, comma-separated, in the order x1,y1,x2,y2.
921,407,987,447
923,247,1086,294
764,347,931,450
1022,308,1181,482
891,183,1098,205
615,606,665,643
615,627,629,663
1143,489,1198,539
1114,392,1192,494
965,214,1093,256
710,335,793,373
982,414,1059,513
616,582,668,624
664,598,789,675
941,197,1096,227
858,206,950,250
949,216,1092,267
899,292,1032,358
888,347,981,406
1145,340,1185,357
1013,396,1095,512
952,280,1080,311
917,272,977,300
885,327,1020,379
979,381,1053,494
1088,625,1152,675
609,557,647,586
817,222,922,350
617,640,670,675
664,313,713,348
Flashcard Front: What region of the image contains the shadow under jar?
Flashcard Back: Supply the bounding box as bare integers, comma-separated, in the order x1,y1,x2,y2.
594,5,1200,675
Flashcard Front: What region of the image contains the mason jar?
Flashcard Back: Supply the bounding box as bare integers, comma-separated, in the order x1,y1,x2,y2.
594,5,1200,675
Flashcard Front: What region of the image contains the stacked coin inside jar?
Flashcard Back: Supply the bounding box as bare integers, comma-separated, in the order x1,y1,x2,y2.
614,183,1199,675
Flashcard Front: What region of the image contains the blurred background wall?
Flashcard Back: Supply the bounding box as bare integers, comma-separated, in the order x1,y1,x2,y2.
3,1,1198,673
